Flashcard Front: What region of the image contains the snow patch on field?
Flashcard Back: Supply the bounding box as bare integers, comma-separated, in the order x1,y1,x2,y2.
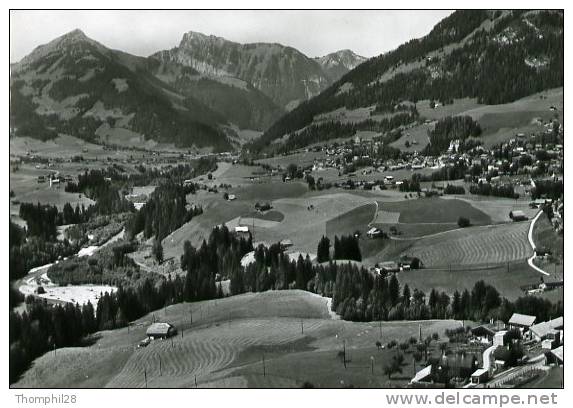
19,273,115,306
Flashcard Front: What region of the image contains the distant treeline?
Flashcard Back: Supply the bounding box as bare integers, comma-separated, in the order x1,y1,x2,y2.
129,157,217,187
469,182,518,199
273,112,418,155
444,184,466,195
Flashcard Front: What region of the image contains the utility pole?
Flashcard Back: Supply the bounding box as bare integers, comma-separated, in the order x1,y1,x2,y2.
370,356,374,375
195,375,198,388
262,354,266,377
379,320,382,339
343,340,347,369
301,320,304,335
159,356,162,376
144,368,148,388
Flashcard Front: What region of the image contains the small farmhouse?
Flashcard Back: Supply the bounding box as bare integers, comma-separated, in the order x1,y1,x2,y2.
508,313,536,331
146,322,177,339
509,210,528,222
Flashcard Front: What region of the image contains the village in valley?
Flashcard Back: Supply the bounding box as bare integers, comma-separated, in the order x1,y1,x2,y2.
8,9,564,389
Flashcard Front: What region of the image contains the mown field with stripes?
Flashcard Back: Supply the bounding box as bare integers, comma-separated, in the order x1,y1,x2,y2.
13,290,462,388
400,221,532,268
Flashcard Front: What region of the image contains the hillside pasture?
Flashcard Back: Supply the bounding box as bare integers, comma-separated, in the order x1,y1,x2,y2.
399,221,531,268
231,181,307,201
389,122,433,152
13,290,462,389
373,222,459,239
256,150,327,169
10,134,108,160
416,97,482,120
398,261,541,301
253,192,376,254
378,198,491,225
325,203,376,237
441,195,538,223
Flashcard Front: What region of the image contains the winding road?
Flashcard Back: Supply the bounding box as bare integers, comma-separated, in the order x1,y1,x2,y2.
526,211,550,276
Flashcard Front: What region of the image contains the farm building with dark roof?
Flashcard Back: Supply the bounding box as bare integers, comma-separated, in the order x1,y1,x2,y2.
509,210,528,221
146,322,177,339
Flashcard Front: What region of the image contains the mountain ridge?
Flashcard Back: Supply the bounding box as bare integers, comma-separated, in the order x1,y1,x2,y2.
252,9,564,153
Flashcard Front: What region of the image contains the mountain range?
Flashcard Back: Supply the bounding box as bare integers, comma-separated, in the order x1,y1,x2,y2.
252,9,563,153
10,29,365,151
10,10,563,153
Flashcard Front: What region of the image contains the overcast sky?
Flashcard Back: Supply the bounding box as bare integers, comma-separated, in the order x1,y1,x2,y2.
10,10,453,62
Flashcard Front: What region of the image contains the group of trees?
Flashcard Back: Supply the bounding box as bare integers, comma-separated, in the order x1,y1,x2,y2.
469,182,518,199
531,179,563,201
333,235,362,262
425,116,482,155
183,226,254,300
126,181,202,241
10,299,98,383
444,184,465,195
19,202,92,241
19,203,58,241
66,169,134,215
46,240,140,287
9,220,80,282
317,236,331,263
399,176,421,193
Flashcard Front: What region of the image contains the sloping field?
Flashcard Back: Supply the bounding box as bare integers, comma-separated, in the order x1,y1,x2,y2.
325,203,376,237
254,192,375,253
14,289,462,389
256,151,327,169
379,198,491,225
398,261,541,301
441,195,538,224
390,121,434,152
10,134,107,159
231,181,307,201
10,186,95,216
374,222,459,239
401,221,531,267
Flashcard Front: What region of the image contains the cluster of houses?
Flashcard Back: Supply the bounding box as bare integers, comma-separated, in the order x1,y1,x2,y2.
292,120,564,195
36,173,74,187
410,313,563,388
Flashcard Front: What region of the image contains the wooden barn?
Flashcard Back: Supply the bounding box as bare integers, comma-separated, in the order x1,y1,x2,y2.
146,322,177,339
